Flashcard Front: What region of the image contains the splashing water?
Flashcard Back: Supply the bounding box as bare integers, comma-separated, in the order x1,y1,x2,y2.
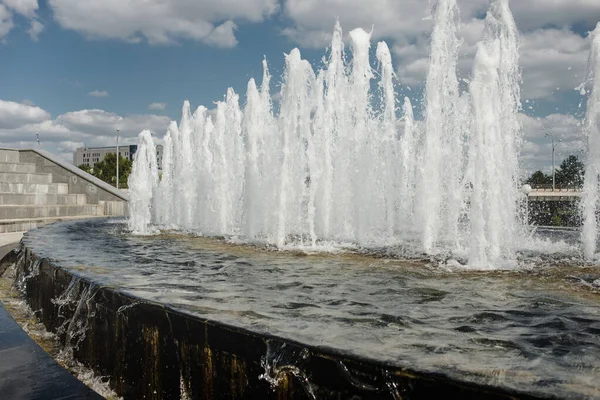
128,1,528,269
127,130,158,235
581,23,600,260
467,0,522,268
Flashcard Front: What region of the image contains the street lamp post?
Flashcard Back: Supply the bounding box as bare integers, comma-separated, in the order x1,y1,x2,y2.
522,184,532,225
116,117,122,189
545,131,561,191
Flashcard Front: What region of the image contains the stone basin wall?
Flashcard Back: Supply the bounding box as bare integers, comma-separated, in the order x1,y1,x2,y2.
0,244,543,400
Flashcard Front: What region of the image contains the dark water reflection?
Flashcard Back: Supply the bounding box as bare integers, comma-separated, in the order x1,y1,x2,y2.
23,218,600,399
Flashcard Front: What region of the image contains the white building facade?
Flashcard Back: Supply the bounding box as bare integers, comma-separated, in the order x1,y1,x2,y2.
73,144,163,170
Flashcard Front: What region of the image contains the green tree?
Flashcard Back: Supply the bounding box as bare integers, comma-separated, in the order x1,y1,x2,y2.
555,155,584,188
92,153,132,188
77,164,93,174
526,170,552,185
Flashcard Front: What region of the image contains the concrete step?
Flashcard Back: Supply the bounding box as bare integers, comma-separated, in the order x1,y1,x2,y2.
0,149,19,163
0,172,52,185
0,205,103,220
0,193,87,205
0,182,69,195
0,162,36,173
0,216,101,233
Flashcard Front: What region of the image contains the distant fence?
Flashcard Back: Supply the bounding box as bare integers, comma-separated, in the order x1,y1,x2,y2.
530,184,581,191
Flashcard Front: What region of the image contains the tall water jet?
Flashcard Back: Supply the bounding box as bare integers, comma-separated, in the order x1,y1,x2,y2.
128,130,159,234
127,7,551,268
398,97,418,228
318,20,346,239
277,48,315,246
581,23,600,260
416,0,463,253
467,0,521,268
153,123,175,227
376,41,398,237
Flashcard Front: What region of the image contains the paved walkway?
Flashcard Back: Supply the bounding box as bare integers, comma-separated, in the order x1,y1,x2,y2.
0,243,103,400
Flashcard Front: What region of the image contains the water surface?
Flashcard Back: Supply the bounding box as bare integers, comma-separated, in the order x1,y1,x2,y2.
23,218,600,399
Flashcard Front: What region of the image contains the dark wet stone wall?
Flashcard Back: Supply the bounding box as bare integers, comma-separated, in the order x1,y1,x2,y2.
2,244,548,400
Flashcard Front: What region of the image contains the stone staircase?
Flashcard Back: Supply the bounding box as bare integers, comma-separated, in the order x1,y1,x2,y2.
0,148,127,235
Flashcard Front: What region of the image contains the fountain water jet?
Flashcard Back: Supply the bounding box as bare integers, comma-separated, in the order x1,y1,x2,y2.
581,23,600,260
467,0,522,268
127,130,158,235
128,0,533,269
415,0,464,254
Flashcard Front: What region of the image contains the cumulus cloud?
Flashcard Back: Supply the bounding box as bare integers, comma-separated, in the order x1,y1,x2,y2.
0,99,50,129
2,0,38,18
148,102,166,111
47,0,278,46
204,20,237,48
279,0,600,101
520,28,590,100
520,113,586,174
0,4,14,40
0,0,42,41
88,90,109,97
27,18,43,40
0,99,170,163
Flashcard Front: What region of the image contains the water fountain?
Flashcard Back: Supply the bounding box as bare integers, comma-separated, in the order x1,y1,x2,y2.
3,0,600,399
129,0,529,270
582,23,600,259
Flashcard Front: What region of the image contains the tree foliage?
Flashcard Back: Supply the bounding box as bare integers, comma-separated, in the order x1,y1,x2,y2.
526,170,552,185
555,155,584,187
77,164,93,174
77,153,132,188
525,155,585,188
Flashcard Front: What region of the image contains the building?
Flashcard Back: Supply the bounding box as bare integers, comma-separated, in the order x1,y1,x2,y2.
73,144,163,170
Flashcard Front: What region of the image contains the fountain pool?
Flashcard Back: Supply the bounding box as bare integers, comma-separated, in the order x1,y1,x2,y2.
15,218,600,399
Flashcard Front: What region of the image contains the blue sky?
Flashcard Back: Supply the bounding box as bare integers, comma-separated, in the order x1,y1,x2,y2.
0,0,599,172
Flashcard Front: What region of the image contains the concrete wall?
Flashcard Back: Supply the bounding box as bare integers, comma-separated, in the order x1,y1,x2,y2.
18,150,128,204
0,148,128,235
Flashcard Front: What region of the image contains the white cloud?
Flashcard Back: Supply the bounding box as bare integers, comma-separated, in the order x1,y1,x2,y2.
280,0,600,101
520,28,590,100
0,99,50,128
520,113,585,174
55,109,169,139
27,18,43,40
0,102,171,163
510,1,600,32
0,0,42,41
2,0,38,18
148,102,166,111
88,90,109,97
0,4,14,40
47,0,278,46
204,20,237,48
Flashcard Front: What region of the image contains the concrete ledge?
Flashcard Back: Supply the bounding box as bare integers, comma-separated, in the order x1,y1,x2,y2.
0,216,101,234
0,205,103,219
0,182,69,195
0,232,24,247
0,243,547,400
18,148,129,202
0,172,52,185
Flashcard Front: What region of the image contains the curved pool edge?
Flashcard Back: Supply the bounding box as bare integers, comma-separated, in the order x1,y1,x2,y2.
0,242,553,400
